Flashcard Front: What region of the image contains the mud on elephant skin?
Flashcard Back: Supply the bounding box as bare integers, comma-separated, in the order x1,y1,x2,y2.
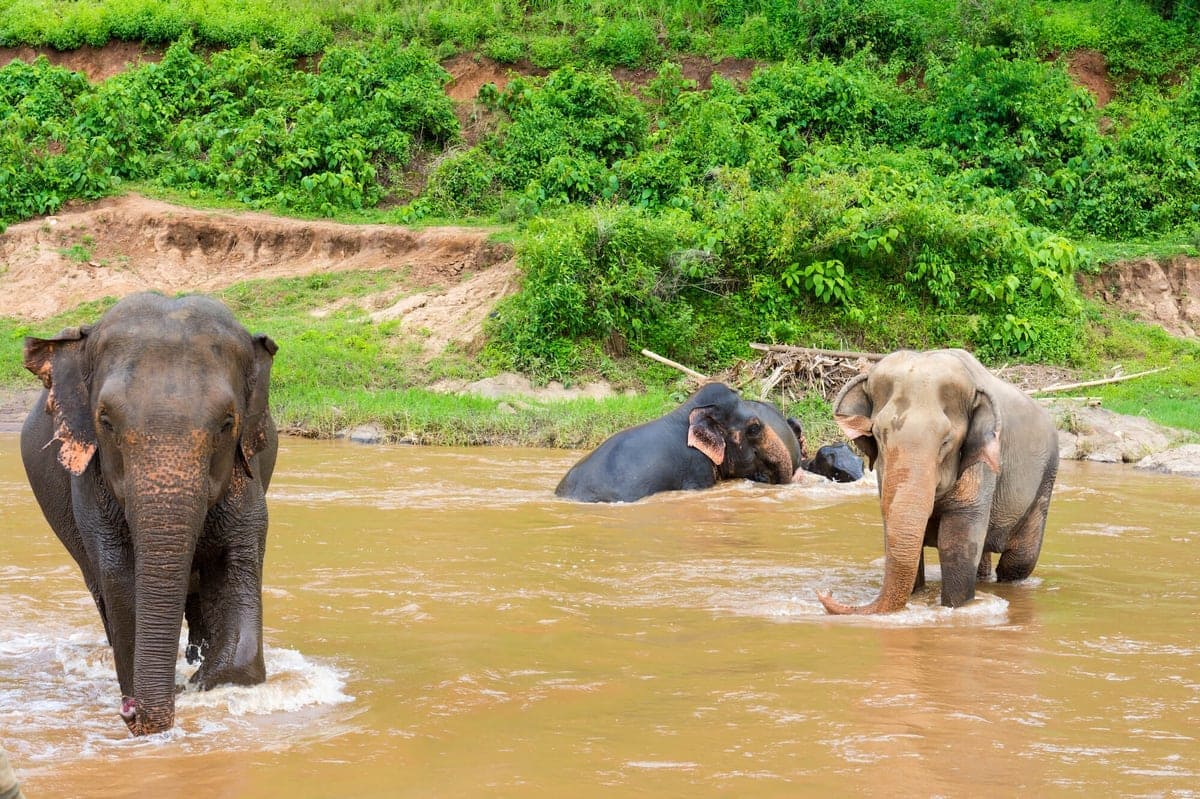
555,382,802,503
20,292,278,736
817,348,1058,615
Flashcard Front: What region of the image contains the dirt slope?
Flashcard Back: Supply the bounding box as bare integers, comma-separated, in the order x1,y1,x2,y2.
0,193,516,347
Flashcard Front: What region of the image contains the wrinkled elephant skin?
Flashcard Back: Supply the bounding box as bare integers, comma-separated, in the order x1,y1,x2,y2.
20,292,278,735
817,349,1058,614
555,383,801,502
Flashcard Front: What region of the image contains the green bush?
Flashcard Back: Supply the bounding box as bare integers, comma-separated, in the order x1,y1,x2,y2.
422,148,502,217
489,68,647,203
584,17,661,68
487,206,703,379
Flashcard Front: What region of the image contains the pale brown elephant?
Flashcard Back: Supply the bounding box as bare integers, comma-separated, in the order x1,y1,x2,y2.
817,349,1058,614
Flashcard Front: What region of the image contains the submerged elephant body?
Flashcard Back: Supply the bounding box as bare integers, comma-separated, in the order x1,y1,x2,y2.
20,292,278,735
802,442,864,483
818,348,1058,615
555,383,802,503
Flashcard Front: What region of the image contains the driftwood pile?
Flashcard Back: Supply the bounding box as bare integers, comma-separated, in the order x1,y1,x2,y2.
721,344,878,401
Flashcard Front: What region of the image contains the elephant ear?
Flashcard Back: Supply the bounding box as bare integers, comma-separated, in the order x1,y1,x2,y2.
960,388,1001,475
238,333,278,478
832,372,878,470
686,405,726,466
787,417,809,463
24,326,97,476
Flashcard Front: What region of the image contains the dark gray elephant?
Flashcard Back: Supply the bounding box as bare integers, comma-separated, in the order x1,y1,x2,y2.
555,383,801,502
817,348,1058,614
20,292,278,735
801,442,863,483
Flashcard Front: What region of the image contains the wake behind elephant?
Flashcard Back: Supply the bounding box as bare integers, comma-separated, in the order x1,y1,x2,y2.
818,348,1058,614
555,382,803,502
20,292,278,735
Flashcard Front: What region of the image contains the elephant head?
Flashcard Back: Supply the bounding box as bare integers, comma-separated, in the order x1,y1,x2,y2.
22,293,276,735
817,350,1002,615
685,384,800,486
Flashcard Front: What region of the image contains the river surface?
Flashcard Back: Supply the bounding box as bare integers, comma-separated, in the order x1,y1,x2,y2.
1,432,1197,797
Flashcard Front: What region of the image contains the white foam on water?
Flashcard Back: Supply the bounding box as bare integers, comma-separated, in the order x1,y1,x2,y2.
0,601,355,764
625,760,699,771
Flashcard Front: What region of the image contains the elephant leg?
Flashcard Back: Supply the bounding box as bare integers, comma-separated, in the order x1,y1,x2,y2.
935,464,997,608
996,466,1056,582
190,545,265,690
977,551,993,581
913,517,940,594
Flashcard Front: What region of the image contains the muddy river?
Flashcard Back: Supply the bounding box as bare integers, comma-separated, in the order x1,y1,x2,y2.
1,433,1197,796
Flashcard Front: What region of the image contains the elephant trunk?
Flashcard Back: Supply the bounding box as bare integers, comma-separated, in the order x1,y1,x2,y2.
122,437,208,735
818,460,936,615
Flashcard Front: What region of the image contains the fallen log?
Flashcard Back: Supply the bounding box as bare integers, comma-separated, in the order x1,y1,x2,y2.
1028,367,1169,395
640,349,710,382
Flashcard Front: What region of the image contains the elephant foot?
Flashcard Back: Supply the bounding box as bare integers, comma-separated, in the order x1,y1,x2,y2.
190,657,266,691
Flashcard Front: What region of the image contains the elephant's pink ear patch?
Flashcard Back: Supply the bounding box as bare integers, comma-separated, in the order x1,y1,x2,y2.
687,408,726,466
51,424,96,475
835,414,872,440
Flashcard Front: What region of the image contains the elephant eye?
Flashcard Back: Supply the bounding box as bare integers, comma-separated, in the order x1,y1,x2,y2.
98,412,114,433
220,415,235,434
747,421,763,438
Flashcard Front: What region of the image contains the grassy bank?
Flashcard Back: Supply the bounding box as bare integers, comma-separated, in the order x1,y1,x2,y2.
3,279,1199,449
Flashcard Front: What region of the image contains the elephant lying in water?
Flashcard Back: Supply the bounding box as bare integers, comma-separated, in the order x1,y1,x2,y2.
555,382,803,502
817,348,1058,615
21,292,278,735
801,442,864,483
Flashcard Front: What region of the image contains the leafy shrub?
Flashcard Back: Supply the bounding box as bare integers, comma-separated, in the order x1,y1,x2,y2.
584,17,660,68
423,148,502,217
489,68,646,202
528,34,575,69
487,206,702,379
656,76,783,189
483,32,524,64
746,58,916,151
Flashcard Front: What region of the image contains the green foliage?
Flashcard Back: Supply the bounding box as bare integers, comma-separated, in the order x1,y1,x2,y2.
421,148,502,217
487,206,703,379
488,68,647,207
0,36,457,221
585,17,661,68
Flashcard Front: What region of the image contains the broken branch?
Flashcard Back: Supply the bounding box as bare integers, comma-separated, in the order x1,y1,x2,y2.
640,349,710,382
1028,367,1169,395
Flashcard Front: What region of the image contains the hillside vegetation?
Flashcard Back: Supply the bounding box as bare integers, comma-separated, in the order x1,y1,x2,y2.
2,0,1200,442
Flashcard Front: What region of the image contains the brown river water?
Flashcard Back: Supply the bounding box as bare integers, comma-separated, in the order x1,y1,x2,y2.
1,432,1197,797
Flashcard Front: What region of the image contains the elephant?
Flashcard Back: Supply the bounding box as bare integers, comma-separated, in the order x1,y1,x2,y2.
801,442,864,483
20,292,278,735
816,348,1058,614
555,382,802,502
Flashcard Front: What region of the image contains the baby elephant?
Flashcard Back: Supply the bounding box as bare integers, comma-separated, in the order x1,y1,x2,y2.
801,442,863,483
555,382,802,502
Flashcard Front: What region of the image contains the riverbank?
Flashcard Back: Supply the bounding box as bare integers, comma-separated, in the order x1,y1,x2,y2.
1,197,1197,457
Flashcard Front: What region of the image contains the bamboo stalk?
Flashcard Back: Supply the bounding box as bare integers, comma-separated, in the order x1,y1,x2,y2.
1028,367,1169,395
640,349,710,381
